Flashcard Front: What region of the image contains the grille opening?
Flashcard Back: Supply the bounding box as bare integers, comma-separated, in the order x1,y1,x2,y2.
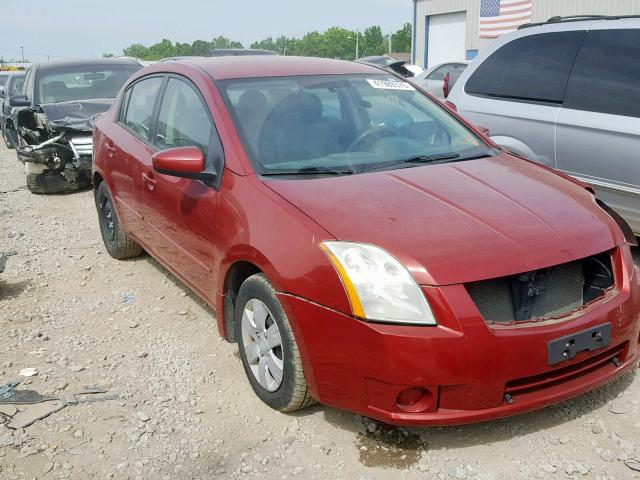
466,252,614,323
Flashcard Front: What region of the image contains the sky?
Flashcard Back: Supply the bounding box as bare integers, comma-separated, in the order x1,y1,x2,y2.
1,0,411,61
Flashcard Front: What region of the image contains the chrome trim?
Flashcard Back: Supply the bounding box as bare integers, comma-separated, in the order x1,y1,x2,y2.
69,136,93,158
563,172,640,197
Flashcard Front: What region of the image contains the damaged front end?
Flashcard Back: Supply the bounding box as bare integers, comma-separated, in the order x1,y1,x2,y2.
16,100,111,194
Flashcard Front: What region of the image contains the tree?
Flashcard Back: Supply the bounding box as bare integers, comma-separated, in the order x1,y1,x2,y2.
147,39,176,60
392,23,412,53
210,36,243,50
361,26,385,57
122,43,149,59
191,40,210,56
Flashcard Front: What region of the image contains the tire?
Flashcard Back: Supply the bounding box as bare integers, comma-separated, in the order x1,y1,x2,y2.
26,172,75,194
95,181,142,259
235,274,316,412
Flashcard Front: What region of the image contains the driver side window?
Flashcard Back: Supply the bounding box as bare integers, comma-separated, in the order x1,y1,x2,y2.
155,78,213,153
123,77,163,142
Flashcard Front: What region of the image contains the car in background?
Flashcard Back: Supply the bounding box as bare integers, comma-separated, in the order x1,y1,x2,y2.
92,56,639,426
447,16,640,235
413,61,468,98
6,58,141,193
209,49,278,57
357,55,422,78
158,56,205,63
1,71,26,148
0,73,9,97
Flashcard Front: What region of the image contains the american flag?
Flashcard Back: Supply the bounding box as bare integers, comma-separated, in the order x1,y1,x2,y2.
479,0,532,38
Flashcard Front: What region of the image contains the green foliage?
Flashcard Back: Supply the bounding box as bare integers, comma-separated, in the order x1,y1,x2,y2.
122,24,413,61
391,23,412,53
361,26,386,57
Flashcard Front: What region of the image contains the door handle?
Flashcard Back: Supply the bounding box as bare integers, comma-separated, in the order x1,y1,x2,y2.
142,172,157,191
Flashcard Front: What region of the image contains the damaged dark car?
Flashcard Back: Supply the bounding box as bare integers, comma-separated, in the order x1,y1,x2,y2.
6,58,141,193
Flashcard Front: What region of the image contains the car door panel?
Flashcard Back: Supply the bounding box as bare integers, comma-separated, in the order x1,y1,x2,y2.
142,76,220,296
555,27,640,235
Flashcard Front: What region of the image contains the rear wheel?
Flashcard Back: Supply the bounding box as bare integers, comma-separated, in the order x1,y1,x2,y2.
235,274,316,412
96,181,142,259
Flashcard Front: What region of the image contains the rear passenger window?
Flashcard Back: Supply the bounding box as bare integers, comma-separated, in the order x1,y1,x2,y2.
123,77,163,141
564,29,640,118
465,31,585,103
155,78,213,153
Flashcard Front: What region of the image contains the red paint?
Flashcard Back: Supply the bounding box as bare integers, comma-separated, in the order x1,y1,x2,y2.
93,57,640,426
152,147,205,173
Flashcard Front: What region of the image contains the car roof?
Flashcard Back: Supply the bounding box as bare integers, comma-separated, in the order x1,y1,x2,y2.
167,56,383,80
34,57,141,72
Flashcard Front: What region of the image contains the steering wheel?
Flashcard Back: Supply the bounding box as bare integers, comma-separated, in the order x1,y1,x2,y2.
348,125,396,152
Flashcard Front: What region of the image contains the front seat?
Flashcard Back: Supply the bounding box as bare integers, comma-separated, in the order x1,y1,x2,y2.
258,92,340,167
43,81,68,103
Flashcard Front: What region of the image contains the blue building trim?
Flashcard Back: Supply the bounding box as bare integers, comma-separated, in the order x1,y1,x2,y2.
412,0,417,64
466,49,478,60
424,16,430,68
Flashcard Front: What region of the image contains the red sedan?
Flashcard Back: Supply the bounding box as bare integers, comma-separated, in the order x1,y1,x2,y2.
92,56,640,426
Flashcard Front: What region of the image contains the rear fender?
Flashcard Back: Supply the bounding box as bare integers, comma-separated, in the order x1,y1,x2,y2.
490,135,541,164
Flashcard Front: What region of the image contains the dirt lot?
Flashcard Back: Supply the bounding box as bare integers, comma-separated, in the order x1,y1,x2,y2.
1,142,639,480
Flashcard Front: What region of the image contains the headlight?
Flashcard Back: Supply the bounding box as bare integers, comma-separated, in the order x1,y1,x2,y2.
319,241,437,325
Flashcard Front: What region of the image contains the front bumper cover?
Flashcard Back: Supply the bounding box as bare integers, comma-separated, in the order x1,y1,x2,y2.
278,247,640,426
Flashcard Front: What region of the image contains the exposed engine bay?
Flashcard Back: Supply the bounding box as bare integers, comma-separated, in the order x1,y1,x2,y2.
15,99,111,193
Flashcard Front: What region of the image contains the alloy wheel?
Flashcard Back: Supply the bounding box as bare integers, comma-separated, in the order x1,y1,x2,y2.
241,298,284,392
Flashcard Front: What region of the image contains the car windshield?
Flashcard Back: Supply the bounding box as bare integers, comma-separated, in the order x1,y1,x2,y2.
9,76,25,97
37,64,141,104
219,74,489,176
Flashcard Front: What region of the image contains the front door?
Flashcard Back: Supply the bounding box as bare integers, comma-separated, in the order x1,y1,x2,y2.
142,76,220,297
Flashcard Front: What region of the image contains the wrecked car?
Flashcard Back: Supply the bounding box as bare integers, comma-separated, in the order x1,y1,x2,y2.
1,71,26,148
6,59,141,193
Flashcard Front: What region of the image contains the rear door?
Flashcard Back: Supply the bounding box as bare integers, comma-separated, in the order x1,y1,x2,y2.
555,26,640,234
143,75,221,294
453,30,585,167
108,75,164,240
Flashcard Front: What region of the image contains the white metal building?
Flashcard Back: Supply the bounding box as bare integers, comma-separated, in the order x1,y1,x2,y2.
411,0,640,68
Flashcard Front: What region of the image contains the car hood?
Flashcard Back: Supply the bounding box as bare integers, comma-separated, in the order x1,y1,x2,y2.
40,98,114,132
264,154,621,285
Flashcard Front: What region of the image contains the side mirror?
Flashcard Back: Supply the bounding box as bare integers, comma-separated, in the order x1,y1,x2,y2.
9,95,30,107
152,146,217,186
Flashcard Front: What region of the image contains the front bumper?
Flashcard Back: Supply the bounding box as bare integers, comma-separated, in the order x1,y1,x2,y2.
279,247,640,426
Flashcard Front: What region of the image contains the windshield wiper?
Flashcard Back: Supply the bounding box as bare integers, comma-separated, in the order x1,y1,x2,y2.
358,152,461,173
261,165,354,176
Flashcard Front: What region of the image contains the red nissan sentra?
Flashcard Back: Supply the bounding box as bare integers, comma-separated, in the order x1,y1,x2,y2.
92,56,640,426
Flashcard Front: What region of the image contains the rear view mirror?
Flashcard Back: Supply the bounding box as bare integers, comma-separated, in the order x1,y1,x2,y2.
9,95,30,107
152,146,217,187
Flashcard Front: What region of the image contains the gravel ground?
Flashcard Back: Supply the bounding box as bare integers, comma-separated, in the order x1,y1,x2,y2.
1,142,640,480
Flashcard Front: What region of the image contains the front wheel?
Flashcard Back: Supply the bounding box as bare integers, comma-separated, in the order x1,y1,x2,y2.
235,274,316,412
